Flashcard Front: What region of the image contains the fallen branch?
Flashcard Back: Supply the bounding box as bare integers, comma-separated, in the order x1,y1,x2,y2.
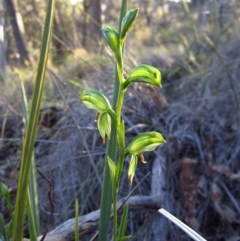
33,194,162,241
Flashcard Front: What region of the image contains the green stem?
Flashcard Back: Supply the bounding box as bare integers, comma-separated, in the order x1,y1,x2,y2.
116,86,125,125
113,37,126,241
98,2,128,240
116,48,125,125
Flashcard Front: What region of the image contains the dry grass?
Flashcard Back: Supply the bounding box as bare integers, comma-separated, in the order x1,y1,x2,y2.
1,1,240,240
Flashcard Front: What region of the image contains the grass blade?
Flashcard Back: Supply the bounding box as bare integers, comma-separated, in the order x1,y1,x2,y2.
0,213,8,241
118,203,129,240
75,199,79,241
158,208,206,241
26,189,37,240
12,1,55,240
20,78,41,238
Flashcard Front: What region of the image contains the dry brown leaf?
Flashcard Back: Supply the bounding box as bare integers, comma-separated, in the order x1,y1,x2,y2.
180,158,198,224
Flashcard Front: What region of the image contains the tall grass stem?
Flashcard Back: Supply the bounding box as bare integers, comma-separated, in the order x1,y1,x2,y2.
12,1,55,240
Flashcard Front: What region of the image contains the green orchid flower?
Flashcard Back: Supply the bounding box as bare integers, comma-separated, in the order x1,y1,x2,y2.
80,89,117,142
123,64,161,89
125,131,165,183
80,89,111,114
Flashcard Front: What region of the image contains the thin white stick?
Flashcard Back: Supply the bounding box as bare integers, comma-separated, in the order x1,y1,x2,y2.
158,208,207,241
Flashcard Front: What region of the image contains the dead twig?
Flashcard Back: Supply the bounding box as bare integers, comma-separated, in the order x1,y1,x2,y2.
37,168,55,241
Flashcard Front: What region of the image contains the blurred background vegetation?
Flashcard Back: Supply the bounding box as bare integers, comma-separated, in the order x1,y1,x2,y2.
0,0,240,240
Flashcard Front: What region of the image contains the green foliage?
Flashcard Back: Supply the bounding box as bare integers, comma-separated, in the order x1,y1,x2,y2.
80,6,165,241
107,156,117,190
0,183,13,215
97,1,128,240
11,1,55,240
21,77,41,239
118,204,130,241
0,183,13,241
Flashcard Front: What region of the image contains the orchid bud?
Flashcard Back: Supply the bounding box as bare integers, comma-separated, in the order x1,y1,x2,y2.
102,25,119,53
80,89,111,114
123,64,161,89
120,8,139,44
126,131,165,156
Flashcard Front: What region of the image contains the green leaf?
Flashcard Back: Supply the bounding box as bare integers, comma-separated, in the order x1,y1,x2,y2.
21,77,41,237
102,25,119,53
80,89,111,114
107,156,117,189
0,183,13,215
0,182,9,200
120,8,139,44
98,113,111,143
118,236,132,241
98,2,127,241
118,203,129,240
126,131,165,156
123,64,161,89
12,1,55,240
0,213,8,241
127,155,138,185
